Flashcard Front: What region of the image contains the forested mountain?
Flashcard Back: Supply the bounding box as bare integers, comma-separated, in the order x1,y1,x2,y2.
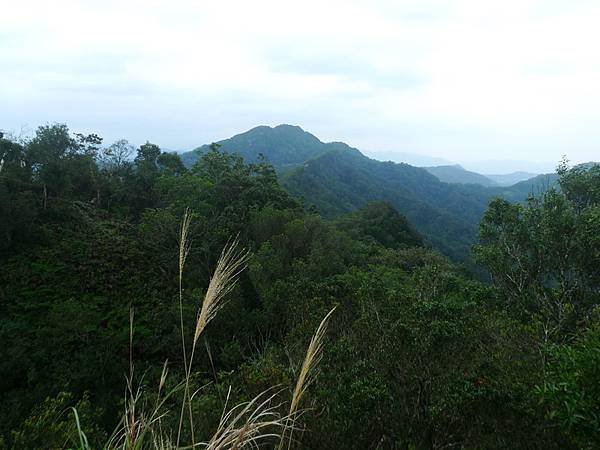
2,124,599,450
183,125,558,262
498,172,560,201
180,124,328,169
281,148,493,261
282,150,561,261
423,164,498,186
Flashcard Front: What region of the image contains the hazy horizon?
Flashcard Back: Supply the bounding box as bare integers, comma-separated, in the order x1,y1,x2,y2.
2,0,599,169
188,123,560,173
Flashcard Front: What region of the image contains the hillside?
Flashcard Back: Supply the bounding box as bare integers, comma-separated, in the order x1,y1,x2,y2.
499,173,560,201
281,147,495,261
2,125,599,450
183,125,559,262
282,149,562,260
423,164,498,186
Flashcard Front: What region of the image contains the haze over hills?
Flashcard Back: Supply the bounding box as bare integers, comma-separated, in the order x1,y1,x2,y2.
421,166,542,187
182,125,559,261
181,124,547,182
485,171,539,186
422,165,499,187
360,150,453,167
463,159,557,175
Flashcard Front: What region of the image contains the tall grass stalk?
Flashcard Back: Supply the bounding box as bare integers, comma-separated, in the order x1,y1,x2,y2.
279,306,337,450
177,236,249,448
202,387,292,450
176,209,194,447
70,212,333,449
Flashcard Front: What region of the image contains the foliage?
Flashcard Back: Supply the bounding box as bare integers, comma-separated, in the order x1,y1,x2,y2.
474,169,600,339
1,124,598,449
536,325,600,449
475,162,600,448
183,124,558,262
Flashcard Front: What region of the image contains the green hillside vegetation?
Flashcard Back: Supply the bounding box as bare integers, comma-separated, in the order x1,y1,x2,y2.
281,148,492,261
1,124,599,449
336,201,424,249
280,146,560,262
183,125,559,262
423,164,498,186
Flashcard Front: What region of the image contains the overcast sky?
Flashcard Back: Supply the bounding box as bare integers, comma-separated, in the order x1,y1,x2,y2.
1,0,599,171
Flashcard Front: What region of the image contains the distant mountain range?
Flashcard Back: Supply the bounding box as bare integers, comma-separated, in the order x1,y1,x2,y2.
420,165,540,187
422,165,499,187
485,171,539,186
463,159,557,175
180,125,560,262
361,150,453,167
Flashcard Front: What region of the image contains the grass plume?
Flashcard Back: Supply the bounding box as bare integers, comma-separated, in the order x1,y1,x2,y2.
177,209,194,447
289,306,337,417
193,238,249,345
280,306,337,449
178,236,249,448
69,220,332,449
202,387,291,450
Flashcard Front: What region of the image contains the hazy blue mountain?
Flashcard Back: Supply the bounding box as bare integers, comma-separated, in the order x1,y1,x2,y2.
495,173,559,203
486,171,539,186
575,161,600,170
423,164,498,186
361,150,453,167
464,159,556,174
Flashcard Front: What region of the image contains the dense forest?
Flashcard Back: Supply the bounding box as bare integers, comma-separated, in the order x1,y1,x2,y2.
1,124,599,449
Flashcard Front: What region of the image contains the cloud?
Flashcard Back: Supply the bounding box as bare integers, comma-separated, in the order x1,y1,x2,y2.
0,0,599,166
260,40,428,91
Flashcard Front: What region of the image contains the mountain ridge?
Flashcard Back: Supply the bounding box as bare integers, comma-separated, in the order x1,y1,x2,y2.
423,164,499,186
181,124,559,261
181,125,549,184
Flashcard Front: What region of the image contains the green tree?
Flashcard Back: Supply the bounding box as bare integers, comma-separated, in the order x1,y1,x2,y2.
474,181,600,339
0,137,37,252
157,151,187,176
101,139,134,172
130,141,162,213
27,124,77,208
536,324,600,449
337,201,423,249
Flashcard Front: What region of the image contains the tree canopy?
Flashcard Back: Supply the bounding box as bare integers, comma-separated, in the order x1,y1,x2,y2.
0,124,598,449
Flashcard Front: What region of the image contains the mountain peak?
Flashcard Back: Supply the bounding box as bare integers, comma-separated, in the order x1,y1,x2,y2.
181,124,327,169
244,123,308,134
274,123,306,132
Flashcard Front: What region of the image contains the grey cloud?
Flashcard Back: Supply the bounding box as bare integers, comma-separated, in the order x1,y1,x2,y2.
260,41,427,90
2,48,153,97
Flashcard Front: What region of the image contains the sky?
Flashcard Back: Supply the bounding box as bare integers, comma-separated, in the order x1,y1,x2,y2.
1,0,599,172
